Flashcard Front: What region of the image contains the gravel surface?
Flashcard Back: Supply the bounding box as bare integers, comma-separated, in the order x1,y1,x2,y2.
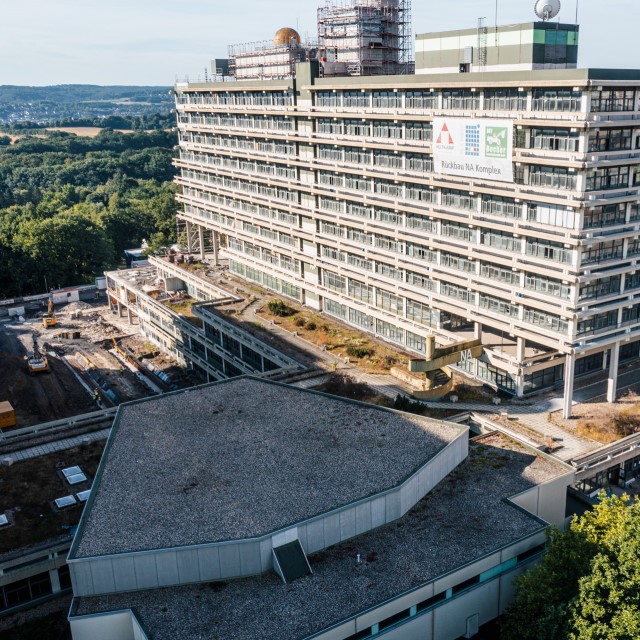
75,435,565,640
73,378,461,557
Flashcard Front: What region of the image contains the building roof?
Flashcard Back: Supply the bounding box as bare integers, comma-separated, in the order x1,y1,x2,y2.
71,377,464,558
73,434,567,640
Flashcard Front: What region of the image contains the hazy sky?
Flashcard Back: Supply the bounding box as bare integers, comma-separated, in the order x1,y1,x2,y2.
2,0,639,86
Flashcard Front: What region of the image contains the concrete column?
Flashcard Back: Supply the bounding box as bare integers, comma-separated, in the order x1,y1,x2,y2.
49,568,61,594
474,322,482,340
198,226,205,260
607,342,620,403
212,231,219,266
116,301,122,317
563,353,576,419
516,337,525,363
603,349,609,370
127,307,132,325
186,221,193,253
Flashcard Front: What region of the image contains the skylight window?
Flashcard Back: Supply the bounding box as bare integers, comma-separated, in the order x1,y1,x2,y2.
55,496,77,509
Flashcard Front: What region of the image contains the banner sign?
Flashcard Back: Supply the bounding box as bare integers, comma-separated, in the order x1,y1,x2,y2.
433,117,514,183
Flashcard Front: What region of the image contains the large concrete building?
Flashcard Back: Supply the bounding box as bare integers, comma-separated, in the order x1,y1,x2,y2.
67,377,574,640
174,56,640,417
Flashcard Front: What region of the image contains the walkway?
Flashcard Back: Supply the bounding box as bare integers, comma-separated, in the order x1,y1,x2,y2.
2,428,111,463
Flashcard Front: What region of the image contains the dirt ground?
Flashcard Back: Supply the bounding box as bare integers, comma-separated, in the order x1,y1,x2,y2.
45,126,135,137
0,299,197,428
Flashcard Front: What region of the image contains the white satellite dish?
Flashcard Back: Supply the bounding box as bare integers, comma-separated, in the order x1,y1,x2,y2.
534,0,561,21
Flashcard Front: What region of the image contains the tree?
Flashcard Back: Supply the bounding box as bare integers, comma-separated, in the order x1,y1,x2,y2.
501,494,640,640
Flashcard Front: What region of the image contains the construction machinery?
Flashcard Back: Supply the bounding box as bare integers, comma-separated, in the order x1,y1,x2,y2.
27,332,49,375
0,401,16,429
43,298,57,328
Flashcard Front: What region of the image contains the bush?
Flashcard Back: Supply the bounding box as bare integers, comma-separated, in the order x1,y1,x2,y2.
346,346,375,359
394,394,427,415
267,299,294,317
294,317,306,327
305,321,317,331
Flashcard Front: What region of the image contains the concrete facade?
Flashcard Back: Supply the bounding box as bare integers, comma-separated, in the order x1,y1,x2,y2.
173,64,640,416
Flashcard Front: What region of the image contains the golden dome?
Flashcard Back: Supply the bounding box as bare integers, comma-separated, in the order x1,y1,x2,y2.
274,27,301,47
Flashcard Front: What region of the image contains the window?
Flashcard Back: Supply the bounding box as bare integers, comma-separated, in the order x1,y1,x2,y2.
591,88,636,112
579,276,621,301
479,294,519,318
525,274,571,299
405,122,433,141
376,318,404,344
349,280,373,303
324,299,347,319
406,153,433,173
589,129,633,152
406,214,436,232
442,89,480,110
373,150,403,170
483,230,521,253
529,165,577,190
323,270,346,292
344,90,369,108
441,189,476,211
581,240,624,265
586,166,629,191
376,289,404,314
530,128,580,152
372,90,401,109
350,307,374,329
407,299,435,327
316,91,340,107
482,196,520,219
344,119,370,137
484,88,527,111
373,208,402,226
532,88,582,112
373,120,402,139
480,262,519,285
524,308,569,334
577,311,619,335
406,91,437,110
526,238,572,264
527,202,576,229
407,242,435,262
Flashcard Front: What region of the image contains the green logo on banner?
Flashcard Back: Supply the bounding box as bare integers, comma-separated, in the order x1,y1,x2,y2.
485,127,508,159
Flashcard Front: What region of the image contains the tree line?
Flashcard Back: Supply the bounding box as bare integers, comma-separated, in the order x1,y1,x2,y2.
0,128,178,297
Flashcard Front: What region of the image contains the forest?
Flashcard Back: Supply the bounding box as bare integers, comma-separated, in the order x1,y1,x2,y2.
0,127,178,297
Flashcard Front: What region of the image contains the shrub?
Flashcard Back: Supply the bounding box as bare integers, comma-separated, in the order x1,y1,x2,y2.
267,299,294,317
294,317,305,327
346,346,375,359
305,321,317,331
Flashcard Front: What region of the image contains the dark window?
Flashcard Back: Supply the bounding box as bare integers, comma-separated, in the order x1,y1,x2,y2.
417,590,447,612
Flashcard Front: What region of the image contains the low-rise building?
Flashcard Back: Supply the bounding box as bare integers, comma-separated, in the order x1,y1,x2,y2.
67,377,574,640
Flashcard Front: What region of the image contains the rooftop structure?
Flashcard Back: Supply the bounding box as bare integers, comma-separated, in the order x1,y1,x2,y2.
228,28,310,81
416,21,579,75
67,380,573,640
317,0,412,76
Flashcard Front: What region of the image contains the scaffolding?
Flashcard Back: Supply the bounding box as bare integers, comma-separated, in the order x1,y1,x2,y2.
228,40,308,81
317,0,412,76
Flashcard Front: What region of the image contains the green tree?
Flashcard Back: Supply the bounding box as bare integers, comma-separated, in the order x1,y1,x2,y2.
15,211,114,288
501,494,640,640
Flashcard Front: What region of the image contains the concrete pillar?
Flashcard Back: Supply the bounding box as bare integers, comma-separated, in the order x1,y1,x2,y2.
186,221,193,253
474,322,482,340
516,337,525,363
127,307,132,325
607,342,620,403
603,349,609,370
116,301,122,317
49,568,61,594
198,226,205,261
212,231,219,266
563,353,576,419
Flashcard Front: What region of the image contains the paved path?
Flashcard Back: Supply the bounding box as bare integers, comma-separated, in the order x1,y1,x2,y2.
2,428,110,463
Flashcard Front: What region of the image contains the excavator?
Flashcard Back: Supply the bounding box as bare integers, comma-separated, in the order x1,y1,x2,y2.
43,298,57,328
27,332,49,375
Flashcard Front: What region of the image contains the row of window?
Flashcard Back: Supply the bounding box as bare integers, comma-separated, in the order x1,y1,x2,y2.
314,88,594,113
177,91,293,107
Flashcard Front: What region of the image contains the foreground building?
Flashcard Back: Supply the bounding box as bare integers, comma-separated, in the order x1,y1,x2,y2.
174,51,640,416
67,377,573,639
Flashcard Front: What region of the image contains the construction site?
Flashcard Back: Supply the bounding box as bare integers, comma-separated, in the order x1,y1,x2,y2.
224,0,413,80
0,294,198,435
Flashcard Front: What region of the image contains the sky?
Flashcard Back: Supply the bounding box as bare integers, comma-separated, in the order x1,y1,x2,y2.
2,0,639,86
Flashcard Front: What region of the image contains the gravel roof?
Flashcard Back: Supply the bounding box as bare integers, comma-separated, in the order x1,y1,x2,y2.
75,435,566,640
73,377,462,558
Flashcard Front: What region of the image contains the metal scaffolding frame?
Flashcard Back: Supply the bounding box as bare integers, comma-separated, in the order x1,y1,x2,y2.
228,40,308,80
317,0,412,76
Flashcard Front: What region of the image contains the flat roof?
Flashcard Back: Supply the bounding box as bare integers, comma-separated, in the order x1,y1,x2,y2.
71,377,464,558
74,434,567,640
416,22,579,39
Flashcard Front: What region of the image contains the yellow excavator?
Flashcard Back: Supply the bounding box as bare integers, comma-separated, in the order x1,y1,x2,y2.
43,298,57,328
27,332,49,375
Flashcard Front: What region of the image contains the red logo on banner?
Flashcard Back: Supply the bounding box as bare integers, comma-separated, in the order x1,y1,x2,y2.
436,123,454,145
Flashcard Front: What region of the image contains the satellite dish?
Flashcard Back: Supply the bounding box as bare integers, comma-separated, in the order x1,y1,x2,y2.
534,0,561,21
